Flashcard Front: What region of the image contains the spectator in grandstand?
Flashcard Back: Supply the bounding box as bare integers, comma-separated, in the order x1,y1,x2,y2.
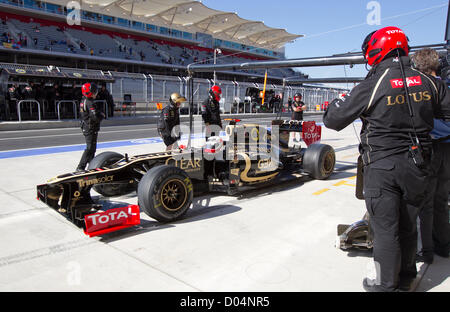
202,85,223,140
157,92,186,151
76,83,104,172
413,48,450,263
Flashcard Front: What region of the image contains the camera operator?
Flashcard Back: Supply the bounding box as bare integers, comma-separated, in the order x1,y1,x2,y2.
323,27,450,292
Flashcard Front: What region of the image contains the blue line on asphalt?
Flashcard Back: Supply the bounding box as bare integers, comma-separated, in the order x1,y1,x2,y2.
0,121,344,160
0,139,158,159
0,134,204,160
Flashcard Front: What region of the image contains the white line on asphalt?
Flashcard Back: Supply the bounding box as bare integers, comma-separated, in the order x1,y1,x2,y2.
0,118,278,141
0,127,159,141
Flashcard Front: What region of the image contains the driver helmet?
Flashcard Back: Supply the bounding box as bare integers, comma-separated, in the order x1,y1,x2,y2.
204,136,224,154
81,83,98,98
169,92,187,108
362,26,410,66
210,85,222,102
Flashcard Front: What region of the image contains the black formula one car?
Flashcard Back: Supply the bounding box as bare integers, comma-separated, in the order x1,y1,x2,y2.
37,118,336,236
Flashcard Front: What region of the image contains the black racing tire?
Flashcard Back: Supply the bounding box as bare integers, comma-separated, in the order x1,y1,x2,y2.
138,165,193,223
88,151,134,197
302,144,336,180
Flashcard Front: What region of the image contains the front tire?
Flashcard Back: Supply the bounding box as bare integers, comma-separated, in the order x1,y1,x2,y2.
138,165,193,222
302,144,336,180
88,151,135,197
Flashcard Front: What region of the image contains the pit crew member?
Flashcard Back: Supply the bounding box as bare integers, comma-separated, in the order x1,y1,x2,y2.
413,48,450,263
323,27,450,292
77,83,105,172
291,92,306,121
202,85,222,140
157,92,186,151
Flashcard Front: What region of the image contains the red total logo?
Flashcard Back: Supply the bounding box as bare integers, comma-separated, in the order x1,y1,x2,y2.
390,76,422,88
302,121,322,146
84,205,140,237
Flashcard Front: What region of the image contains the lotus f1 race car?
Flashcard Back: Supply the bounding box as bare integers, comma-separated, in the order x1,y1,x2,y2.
37,119,336,236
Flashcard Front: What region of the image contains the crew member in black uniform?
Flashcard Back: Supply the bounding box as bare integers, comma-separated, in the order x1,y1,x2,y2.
291,93,306,143
323,27,450,292
287,97,293,112
158,92,186,151
202,85,222,140
97,84,114,118
291,92,306,121
413,48,450,263
76,83,104,171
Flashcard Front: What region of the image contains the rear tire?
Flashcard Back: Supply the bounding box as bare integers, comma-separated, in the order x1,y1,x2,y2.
302,144,335,180
138,165,193,222
88,152,135,197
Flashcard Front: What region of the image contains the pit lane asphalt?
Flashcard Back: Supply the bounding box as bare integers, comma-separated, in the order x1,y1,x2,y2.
0,116,448,292
0,115,323,152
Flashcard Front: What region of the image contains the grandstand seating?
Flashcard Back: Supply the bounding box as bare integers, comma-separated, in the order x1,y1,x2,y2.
0,12,303,79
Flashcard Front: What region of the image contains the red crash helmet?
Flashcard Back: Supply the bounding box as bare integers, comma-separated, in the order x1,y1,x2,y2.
362,26,410,66
82,83,98,98
210,85,222,102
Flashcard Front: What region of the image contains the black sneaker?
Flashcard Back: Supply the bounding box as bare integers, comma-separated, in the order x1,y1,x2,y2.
416,253,434,264
362,278,386,292
398,278,415,291
434,248,449,258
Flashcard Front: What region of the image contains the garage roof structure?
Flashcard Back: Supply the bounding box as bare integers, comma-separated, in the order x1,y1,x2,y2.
47,0,302,50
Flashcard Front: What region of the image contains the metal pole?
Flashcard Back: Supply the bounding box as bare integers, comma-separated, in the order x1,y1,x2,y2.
213,48,222,85
188,54,366,73
143,74,147,114
187,75,194,149
213,49,217,85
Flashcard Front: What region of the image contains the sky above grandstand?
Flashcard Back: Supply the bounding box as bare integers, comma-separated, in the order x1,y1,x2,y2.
202,0,449,86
